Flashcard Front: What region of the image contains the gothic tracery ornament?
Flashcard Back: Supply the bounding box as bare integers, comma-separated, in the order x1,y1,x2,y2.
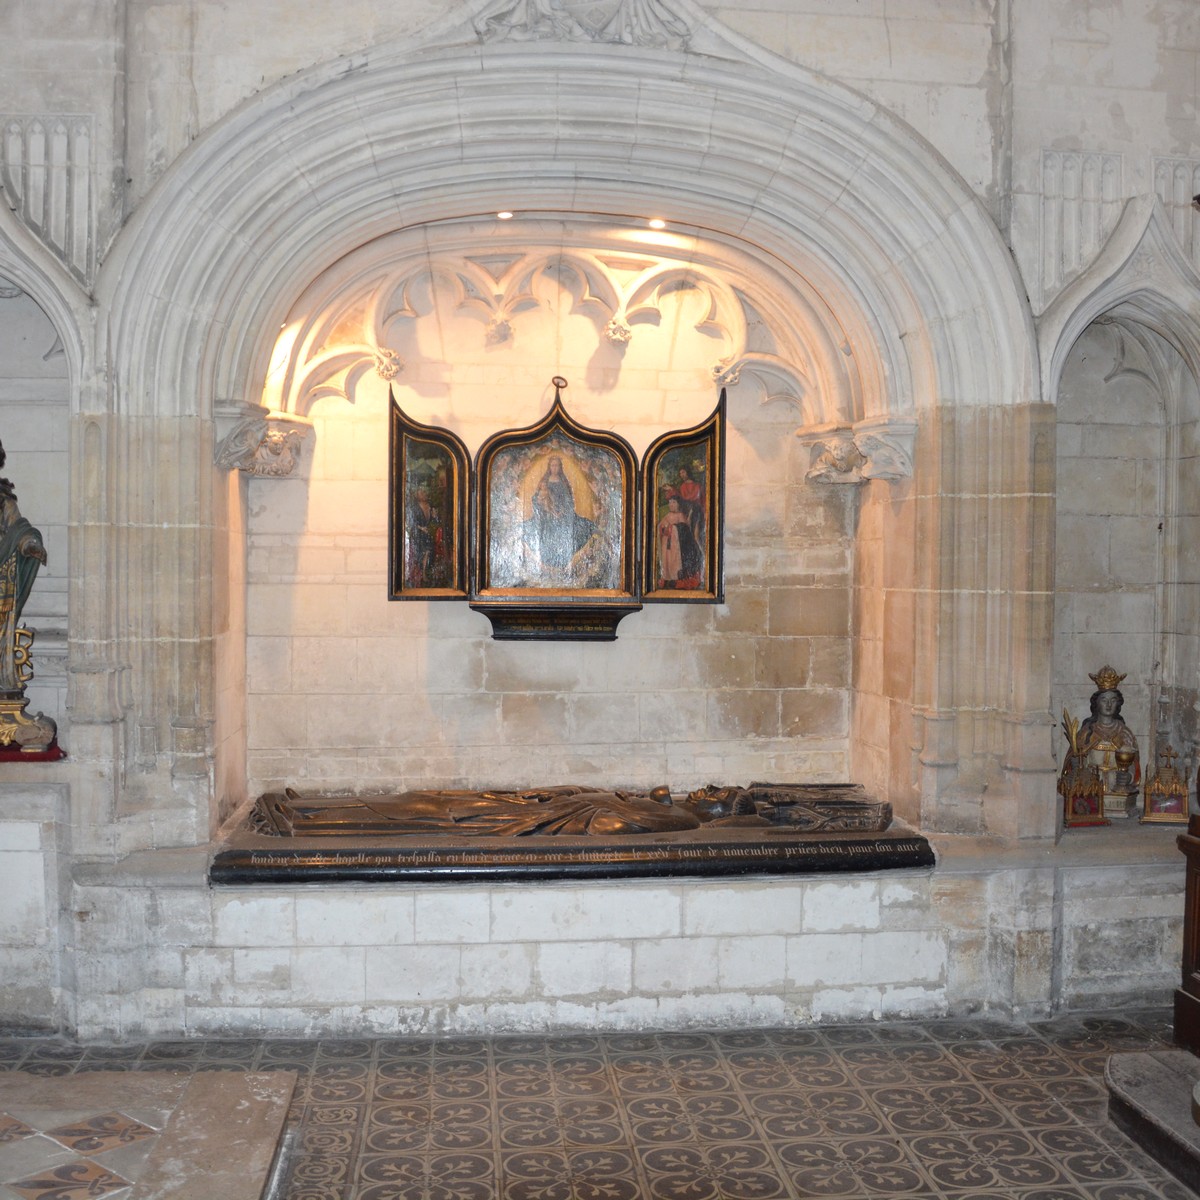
712,359,741,386
854,422,916,482
486,316,514,345
375,347,404,380
605,317,632,347
805,435,865,484
800,419,916,484
476,0,691,48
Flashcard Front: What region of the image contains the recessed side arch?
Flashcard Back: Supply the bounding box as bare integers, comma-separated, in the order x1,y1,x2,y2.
1040,196,1200,404
0,200,89,391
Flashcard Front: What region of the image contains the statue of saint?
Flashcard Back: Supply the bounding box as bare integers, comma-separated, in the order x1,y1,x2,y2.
0,440,56,751
1073,665,1140,819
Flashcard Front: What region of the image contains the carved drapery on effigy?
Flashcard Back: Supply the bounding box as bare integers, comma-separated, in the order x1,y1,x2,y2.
212,782,931,884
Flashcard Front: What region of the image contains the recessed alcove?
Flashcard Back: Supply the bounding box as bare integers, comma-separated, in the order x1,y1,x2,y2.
243,215,864,803
1053,318,1200,778
2,4,1194,1041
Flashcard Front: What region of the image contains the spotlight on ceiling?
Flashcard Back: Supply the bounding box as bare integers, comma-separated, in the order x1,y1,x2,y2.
648,218,666,230
497,211,514,220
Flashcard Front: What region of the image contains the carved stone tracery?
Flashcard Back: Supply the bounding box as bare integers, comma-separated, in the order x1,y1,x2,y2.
0,114,95,286
476,0,691,49
274,243,817,422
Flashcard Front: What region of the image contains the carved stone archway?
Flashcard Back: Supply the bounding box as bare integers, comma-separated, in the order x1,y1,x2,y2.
1041,196,1200,811
91,0,1045,848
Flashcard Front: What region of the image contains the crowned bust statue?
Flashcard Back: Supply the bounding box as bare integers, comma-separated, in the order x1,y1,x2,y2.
0,439,57,753
1061,665,1139,821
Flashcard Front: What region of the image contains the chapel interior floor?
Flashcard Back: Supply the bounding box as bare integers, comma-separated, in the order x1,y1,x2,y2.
0,1007,1194,1200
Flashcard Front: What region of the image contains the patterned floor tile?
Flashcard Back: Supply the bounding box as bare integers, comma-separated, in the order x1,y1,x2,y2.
776,1135,931,1195
640,1142,791,1200
43,1110,156,1154
7,1158,132,1200
0,1115,34,1144
4,1008,1193,1200
359,1150,495,1200
907,1130,1070,1191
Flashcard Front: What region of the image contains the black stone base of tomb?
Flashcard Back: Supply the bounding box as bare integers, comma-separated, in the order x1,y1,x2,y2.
210,823,935,885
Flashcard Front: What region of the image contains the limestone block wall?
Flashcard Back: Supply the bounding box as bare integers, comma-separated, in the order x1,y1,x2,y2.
706,0,1004,214
1010,0,1200,313
60,836,1182,1041
0,783,65,1032
91,0,1006,224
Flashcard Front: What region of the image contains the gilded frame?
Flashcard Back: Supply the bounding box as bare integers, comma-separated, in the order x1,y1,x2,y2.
388,396,470,599
641,392,725,602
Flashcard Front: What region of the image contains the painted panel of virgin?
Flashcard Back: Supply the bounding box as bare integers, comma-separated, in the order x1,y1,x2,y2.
484,431,626,592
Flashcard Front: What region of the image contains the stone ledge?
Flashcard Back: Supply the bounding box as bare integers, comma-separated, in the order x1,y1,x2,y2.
931,823,1186,874
69,823,1187,890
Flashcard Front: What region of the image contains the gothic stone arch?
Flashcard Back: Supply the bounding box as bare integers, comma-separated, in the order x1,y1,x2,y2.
92,1,1046,846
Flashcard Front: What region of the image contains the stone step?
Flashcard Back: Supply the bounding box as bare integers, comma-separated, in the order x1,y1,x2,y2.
1107,1049,1200,1195
0,1068,296,1200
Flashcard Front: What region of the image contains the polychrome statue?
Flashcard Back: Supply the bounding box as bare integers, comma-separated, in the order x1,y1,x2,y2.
0,440,57,753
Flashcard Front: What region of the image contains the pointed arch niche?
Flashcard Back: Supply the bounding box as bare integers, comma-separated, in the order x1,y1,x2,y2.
1043,199,1200,808
94,8,1045,850
243,216,876,803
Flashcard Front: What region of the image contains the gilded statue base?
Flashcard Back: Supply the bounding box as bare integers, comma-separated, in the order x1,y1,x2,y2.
0,691,59,757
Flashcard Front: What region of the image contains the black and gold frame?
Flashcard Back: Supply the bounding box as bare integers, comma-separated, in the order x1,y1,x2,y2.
388,379,725,639
642,395,725,602
388,402,470,599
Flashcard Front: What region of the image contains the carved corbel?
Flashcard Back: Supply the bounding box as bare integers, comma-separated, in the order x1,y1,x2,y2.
852,418,917,481
800,427,865,484
604,317,632,348
216,416,312,477
799,419,917,484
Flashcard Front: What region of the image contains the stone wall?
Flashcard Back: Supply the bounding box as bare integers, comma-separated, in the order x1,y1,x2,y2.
0,783,65,1032
1053,318,1200,790
243,241,855,796
58,835,1180,1040
0,0,1197,1040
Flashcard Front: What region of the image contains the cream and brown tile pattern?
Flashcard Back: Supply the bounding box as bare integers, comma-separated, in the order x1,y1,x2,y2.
0,1009,1192,1200
0,1106,155,1200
